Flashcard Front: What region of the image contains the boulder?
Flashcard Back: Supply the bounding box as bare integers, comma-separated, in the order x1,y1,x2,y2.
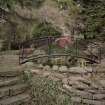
71,97,81,103
63,84,72,90
79,79,91,86
93,93,105,100
37,64,44,69
43,65,50,71
59,66,68,72
63,84,93,99
30,69,42,75
99,80,105,88
69,67,87,74
52,65,59,71
85,67,93,73
42,71,50,77
68,76,85,81
62,78,68,84
82,99,105,105
23,62,34,68
91,82,100,89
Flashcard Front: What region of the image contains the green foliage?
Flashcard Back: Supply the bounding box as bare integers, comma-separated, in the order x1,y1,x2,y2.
0,0,45,10
32,22,61,38
31,0,45,8
16,0,45,8
81,0,105,39
31,76,72,105
23,70,33,85
55,0,80,15
0,0,17,9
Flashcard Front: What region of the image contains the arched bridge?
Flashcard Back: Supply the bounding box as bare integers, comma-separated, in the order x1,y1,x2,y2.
19,36,101,65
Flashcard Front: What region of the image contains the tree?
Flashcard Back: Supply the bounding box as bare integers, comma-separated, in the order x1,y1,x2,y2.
0,0,45,50
32,22,61,38
81,0,105,40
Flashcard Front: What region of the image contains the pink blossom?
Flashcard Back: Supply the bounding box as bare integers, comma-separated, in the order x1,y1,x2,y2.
55,36,74,48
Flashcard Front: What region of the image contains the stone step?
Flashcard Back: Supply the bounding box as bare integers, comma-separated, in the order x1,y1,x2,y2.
0,93,31,105
63,84,93,99
0,84,28,99
0,77,22,87
0,69,24,77
71,97,105,105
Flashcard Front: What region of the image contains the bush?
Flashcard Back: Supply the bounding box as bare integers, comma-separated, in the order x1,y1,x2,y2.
32,22,61,38
81,0,105,40
30,76,72,105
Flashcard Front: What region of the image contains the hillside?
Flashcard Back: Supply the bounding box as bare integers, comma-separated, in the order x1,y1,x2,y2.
0,0,83,50
0,0,105,105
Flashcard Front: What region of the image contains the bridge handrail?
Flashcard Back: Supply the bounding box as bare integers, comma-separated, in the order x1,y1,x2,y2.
20,53,99,64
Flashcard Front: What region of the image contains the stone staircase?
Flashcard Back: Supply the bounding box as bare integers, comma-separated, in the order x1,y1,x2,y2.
0,70,31,105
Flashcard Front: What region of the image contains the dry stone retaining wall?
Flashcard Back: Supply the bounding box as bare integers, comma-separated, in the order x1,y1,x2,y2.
0,70,31,105
29,63,105,105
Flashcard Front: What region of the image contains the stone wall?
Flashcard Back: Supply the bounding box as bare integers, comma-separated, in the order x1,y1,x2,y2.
29,63,105,105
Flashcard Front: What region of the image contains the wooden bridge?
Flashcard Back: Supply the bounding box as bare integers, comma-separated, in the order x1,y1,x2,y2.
19,36,101,65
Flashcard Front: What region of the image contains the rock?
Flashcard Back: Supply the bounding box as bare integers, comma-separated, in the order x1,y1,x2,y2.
68,80,79,86
82,99,105,105
0,40,3,51
71,97,82,103
68,76,90,89
24,62,34,68
68,80,78,86
85,67,93,72
53,73,65,79
37,64,44,69
91,83,100,89
69,67,87,74
63,85,93,99
68,76,85,81
87,89,97,94
98,89,105,94
31,69,42,75
99,80,105,88
52,65,59,71
93,94,105,100
37,57,48,64
79,79,91,86
59,66,68,72
48,76,60,81
73,82,89,90
43,65,50,71
0,77,20,87
63,84,72,90
0,93,31,105
42,71,50,77
73,90,93,99
62,78,68,84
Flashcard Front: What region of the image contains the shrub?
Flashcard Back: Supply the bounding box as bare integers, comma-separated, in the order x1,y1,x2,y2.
32,22,61,38
30,76,72,105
